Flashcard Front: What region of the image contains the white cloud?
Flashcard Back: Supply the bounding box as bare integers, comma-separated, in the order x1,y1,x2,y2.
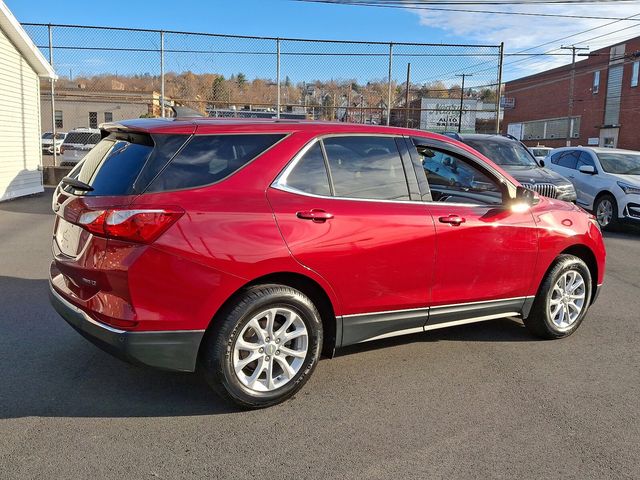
410,3,640,79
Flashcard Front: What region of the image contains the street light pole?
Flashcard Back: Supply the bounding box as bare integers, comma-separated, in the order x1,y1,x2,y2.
456,73,472,133
561,45,589,146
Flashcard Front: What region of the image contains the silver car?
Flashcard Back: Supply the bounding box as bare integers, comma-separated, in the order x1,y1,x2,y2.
545,147,640,229
58,128,101,166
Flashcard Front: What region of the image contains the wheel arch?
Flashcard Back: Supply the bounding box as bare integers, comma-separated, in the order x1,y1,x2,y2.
559,244,599,302
593,190,617,210
204,271,339,359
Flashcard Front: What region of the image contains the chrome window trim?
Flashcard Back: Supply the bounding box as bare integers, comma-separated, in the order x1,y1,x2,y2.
272,135,495,208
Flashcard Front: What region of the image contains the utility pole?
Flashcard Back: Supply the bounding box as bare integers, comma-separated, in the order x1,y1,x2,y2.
456,73,472,133
561,45,589,146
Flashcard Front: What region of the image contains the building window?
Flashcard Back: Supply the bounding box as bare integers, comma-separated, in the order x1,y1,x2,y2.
104,112,113,123
89,112,98,129
632,61,639,88
54,110,63,129
593,71,600,94
520,116,581,141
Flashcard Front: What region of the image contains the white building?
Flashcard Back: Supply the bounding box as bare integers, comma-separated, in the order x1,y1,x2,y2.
0,1,55,201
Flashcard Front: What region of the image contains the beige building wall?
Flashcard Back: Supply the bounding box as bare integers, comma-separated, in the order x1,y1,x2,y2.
40,95,155,132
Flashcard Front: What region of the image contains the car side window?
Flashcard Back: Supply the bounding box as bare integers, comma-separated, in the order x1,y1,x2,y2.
283,143,331,196
322,136,410,201
554,151,578,169
576,152,596,170
419,148,502,205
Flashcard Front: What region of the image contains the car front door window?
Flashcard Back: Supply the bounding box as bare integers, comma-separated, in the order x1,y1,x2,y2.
418,148,502,205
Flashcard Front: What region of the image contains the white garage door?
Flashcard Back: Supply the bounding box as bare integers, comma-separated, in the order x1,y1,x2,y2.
0,28,43,202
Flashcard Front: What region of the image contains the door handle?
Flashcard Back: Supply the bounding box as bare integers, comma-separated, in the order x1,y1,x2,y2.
438,214,465,226
296,209,334,223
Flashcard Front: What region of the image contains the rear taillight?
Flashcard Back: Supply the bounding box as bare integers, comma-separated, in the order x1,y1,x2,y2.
77,208,183,243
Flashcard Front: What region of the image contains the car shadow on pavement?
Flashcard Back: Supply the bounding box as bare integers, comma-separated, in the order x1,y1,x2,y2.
335,317,533,358
0,276,241,419
0,190,54,215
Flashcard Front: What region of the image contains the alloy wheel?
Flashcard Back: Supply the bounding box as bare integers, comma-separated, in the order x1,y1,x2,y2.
596,199,613,227
548,270,586,331
232,307,308,392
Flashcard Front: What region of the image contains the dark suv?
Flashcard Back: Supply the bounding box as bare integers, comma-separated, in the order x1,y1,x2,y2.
445,133,577,202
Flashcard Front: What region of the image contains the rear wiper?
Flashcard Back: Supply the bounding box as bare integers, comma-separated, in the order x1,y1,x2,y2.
61,177,94,192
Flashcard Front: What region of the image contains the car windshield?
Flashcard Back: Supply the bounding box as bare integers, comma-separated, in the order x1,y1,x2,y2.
597,152,640,175
42,133,54,139
464,138,538,167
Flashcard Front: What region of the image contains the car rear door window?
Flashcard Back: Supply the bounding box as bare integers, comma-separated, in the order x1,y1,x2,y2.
146,134,285,192
322,136,410,201
283,143,331,196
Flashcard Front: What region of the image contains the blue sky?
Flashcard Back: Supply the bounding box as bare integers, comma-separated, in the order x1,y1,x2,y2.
6,0,640,83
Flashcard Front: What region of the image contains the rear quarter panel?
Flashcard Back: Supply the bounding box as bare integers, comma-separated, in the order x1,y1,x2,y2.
127,132,342,330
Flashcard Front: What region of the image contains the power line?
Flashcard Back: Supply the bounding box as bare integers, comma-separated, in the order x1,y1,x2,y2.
293,0,640,21
416,11,640,84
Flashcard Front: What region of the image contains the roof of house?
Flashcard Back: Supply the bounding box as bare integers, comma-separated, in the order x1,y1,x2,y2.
0,1,55,78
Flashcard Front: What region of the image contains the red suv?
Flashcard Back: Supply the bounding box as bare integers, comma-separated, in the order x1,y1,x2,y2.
49,119,606,408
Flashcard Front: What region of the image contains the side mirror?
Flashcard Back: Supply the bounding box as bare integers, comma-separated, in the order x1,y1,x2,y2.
538,159,545,167
579,165,596,175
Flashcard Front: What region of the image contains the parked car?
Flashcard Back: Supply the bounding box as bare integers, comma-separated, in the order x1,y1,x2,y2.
57,128,101,166
545,146,640,230
41,131,67,155
530,146,553,163
444,133,576,202
49,119,605,408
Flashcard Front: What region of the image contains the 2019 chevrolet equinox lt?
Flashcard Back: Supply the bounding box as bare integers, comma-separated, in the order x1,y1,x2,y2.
49,118,606,408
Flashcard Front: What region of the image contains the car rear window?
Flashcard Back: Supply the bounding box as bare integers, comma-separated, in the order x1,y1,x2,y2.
465,139,537,167
145,134,285,192
63,132,189,196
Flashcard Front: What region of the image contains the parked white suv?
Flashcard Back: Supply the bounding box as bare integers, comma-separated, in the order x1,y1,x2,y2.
41,132,67,155
545,147,640,229
58,128,101,166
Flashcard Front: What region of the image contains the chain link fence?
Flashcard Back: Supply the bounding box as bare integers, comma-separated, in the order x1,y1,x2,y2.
24,23,503,136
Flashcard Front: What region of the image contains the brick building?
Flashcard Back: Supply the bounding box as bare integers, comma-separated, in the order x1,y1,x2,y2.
503,37,640,150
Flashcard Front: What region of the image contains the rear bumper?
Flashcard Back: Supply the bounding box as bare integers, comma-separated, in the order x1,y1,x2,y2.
49,283,204,372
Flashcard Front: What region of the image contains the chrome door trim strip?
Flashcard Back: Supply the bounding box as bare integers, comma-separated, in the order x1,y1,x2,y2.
342,296,531,319
423,312,521,331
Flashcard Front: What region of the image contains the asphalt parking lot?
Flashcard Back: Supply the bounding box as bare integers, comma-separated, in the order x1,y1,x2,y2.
1,192,639,480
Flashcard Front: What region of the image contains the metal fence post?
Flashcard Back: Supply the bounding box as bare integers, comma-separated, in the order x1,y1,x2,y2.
48,24,56,166
386,42,393,126
404,62,411,128
160,31,165,117
495,42,504,134
276,38,281,119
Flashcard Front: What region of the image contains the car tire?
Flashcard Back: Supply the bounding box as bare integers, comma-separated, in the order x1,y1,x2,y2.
200,284,323,409
524,254,592,340
594,193,618,231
